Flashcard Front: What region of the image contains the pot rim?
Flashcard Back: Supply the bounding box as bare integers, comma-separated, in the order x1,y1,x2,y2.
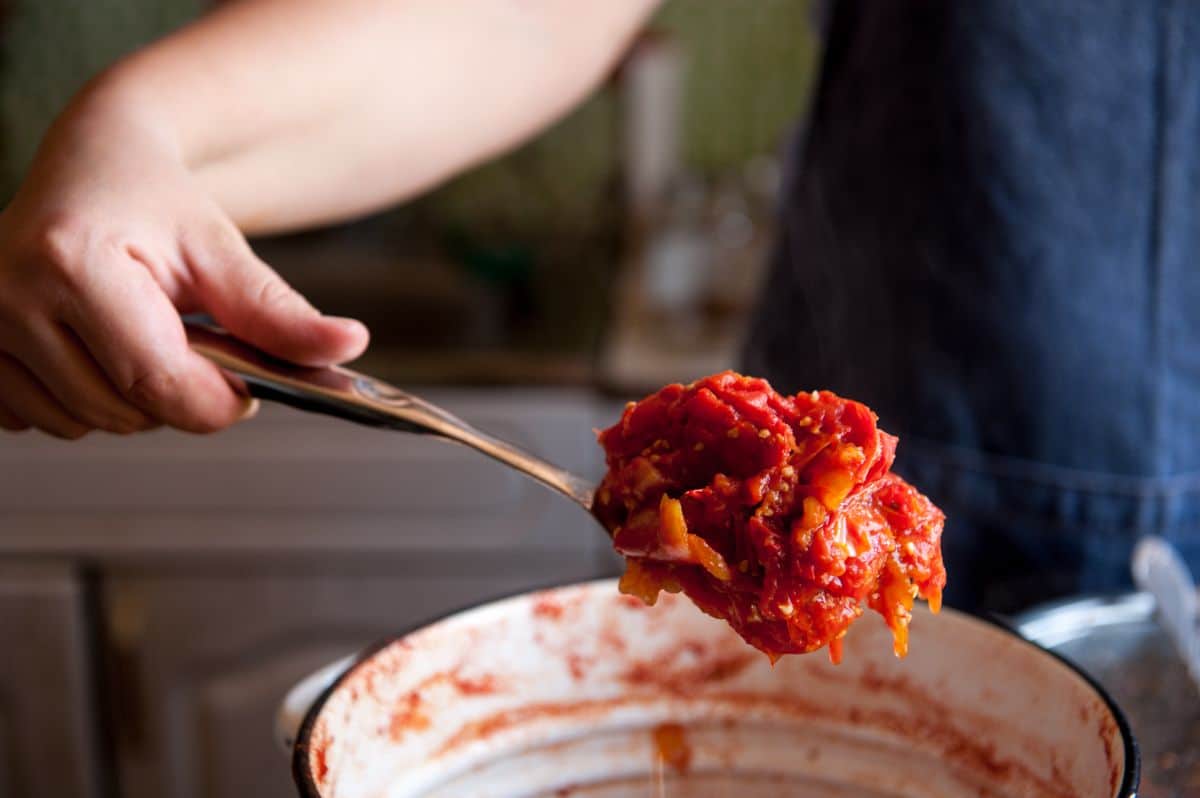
291,579,1141,798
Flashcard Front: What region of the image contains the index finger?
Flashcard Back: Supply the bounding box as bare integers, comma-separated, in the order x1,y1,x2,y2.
60,257,251,433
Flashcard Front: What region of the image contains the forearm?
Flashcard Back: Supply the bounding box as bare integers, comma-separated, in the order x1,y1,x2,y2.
85,0,659,234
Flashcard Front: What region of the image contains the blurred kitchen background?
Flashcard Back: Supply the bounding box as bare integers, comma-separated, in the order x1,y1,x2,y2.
0,4,824,798
2,0,820,393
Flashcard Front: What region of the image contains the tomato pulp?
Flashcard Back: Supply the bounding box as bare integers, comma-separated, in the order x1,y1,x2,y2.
593,372,946,662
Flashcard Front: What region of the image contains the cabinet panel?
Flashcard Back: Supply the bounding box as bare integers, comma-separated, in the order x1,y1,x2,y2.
0,712,10,798
0,561,101,798
0,390,614,558
103,562,602,798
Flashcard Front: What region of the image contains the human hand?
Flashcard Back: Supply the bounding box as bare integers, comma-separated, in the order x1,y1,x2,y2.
0,89,368,438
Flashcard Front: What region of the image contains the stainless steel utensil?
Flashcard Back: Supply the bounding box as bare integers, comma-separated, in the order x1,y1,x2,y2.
1017,590,1199,797
185,321,596,510
1132,535,1200,690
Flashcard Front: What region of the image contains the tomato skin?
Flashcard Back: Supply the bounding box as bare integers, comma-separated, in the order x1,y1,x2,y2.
594,371,946,661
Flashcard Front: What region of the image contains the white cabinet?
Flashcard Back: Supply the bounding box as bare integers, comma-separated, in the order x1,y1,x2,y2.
0,562,102,798
101,566,601,798
0,389,621,798
0,390,616,559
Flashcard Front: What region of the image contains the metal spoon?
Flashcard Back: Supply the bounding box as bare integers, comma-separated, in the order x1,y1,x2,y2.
185,321,597,511
1131,535,1200,691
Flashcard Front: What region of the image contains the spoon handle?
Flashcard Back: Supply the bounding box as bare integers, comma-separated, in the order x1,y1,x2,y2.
185,321,596,511
1132,535,1200,689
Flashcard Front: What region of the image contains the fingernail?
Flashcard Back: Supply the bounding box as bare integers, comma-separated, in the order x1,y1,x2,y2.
239,397,261,421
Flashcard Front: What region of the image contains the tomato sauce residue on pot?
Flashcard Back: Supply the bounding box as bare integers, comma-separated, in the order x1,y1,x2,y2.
428,685,1079,798
620,650,757,694
652,722,691,772
593,372,947,662
384,667,503,742
532,595,566,620
313,745,329,784
388,693,430,741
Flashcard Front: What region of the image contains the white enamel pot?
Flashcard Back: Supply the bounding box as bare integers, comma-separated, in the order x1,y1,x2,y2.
278,579,1138,798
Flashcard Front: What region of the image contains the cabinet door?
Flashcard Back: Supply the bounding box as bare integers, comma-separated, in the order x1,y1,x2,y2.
0,390,615,558
102,563,601,798
0,561,102,798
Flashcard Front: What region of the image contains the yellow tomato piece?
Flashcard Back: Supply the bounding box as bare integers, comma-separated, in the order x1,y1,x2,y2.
813,467,856,511
688,534,733,582
657,495,691,559
618,561,662,606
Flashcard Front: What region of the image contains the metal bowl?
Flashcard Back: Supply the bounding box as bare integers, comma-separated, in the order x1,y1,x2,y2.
1017,592,1199,798
280,579,1138,797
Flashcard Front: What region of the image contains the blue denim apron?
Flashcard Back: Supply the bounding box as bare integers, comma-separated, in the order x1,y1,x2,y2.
743,0,1200,613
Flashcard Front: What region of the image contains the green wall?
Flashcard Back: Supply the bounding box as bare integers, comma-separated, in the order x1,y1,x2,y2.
1,1,818,215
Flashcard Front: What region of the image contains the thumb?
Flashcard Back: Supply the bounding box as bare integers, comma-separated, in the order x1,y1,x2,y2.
191,235,369,367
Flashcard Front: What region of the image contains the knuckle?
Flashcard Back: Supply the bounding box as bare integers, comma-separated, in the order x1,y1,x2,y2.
211,223,250,257
46,422,90,441
88,398,155,435
186,220,250,268
125,415,160,435
28,217,116,291
15,213,125,301
66,401,129,434
124,369,181,409
32,211,89,266
124,368,230,434
96,414,145,436
253,274,298,309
